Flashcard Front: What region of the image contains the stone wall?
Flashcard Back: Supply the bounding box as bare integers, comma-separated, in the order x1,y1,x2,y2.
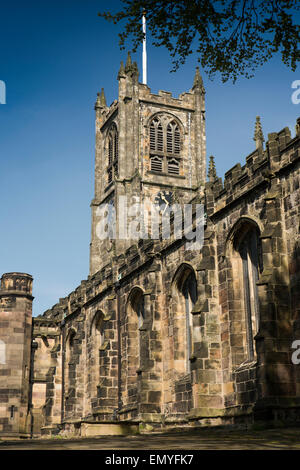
1,101,299,437
0,273,33,437
33,118,299,435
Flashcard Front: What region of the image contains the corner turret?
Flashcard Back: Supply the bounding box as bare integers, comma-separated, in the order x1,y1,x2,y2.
0,273,34,437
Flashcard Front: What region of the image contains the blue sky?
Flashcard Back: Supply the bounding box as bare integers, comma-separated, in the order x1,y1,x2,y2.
0,0,299,316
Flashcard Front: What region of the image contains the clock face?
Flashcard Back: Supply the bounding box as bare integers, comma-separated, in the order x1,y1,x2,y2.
154,190,173,209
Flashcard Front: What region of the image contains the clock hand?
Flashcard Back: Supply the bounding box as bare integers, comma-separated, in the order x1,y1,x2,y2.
161,194,168,205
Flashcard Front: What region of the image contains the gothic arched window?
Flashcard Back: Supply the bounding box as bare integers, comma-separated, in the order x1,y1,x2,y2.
107,123,118,184
121,288,145,407
89,311,105,407
135,291,145,330
129,289,145,365
150,117,163,153
228,221,263,365
182,272,197,373
166,121,181,155
149,115,181,175
65,328,76,410
172,266,198,375
91,310,105,349
237,227,261,360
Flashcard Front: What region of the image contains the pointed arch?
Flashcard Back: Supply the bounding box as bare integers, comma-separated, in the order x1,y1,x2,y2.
126,286,145,329
148,113,183,175
127,286,145,356
64,327,77,416
166,120,181,155
106,122,118,183
225,216,263,256
88,310,105,411
150,117,163,153
66,328,76,350
90,310,105,343
172,262,195,291
121,286,145,407
172,264,198,374
226,218,263,362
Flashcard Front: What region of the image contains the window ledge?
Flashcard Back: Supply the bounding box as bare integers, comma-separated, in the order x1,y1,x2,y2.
147,171,185,179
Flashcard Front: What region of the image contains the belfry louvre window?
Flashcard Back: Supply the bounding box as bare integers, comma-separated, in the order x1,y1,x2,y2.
149,115,182,175
167,158,180,175
107,123,118,184
150,118,163,153
167,121,181,155
150,156,163,173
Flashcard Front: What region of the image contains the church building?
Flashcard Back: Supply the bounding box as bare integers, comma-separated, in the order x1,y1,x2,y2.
0,55,300,437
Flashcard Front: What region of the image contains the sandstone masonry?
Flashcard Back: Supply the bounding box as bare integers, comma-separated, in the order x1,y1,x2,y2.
0,58,299,437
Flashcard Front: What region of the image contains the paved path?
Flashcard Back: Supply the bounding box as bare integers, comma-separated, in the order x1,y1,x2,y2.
1,427,300,450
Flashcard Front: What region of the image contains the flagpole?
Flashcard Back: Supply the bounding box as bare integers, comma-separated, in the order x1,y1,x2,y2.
142,13,147,85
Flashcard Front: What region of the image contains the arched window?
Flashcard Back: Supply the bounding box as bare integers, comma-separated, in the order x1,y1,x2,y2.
182,272,197,373
128,289,145,369
172,266,198,375
131,290,145,331
121,288,145,407
94,313,104,346
90,311,105,352
150,117,163,153
107,124,118,184
65,329,76,409
228,220,263,364
166,121,180,155
0,340,6,365
68,330,75,350
237,227,261,360
89,311,105,408
149,115,181,175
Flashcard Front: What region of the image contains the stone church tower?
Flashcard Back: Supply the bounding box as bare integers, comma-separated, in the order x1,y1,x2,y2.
89,54,206,275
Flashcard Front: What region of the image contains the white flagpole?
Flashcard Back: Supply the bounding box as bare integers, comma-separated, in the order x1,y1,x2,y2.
142,13,147,85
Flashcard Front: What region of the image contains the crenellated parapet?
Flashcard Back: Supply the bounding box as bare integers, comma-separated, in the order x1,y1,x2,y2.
207,119,300,216
32,318,61,339
138,86,195,111
38,263,116,321
0,272,33,299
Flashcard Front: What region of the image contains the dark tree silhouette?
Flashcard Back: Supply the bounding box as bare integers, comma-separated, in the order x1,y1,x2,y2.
99,0,300,82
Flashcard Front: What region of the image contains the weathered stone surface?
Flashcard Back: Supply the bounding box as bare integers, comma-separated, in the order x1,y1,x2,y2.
1,61,300,438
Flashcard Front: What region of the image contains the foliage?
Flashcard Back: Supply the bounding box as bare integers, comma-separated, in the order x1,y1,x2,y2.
99,0,300,82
